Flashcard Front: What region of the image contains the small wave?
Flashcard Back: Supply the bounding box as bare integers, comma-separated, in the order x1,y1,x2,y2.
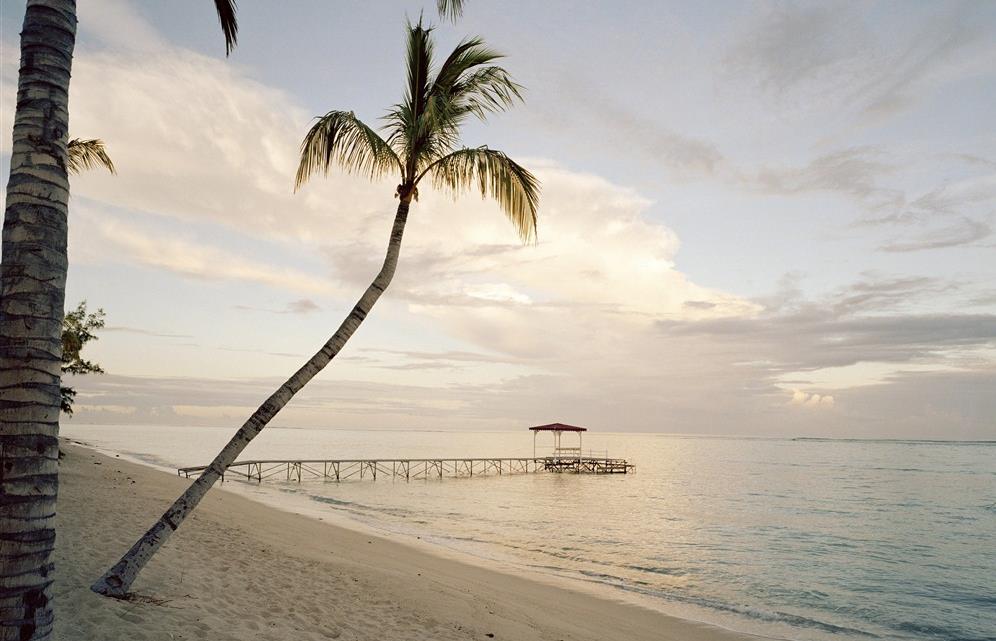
893,621,986,640
628,564,689,577
576,569,879,638
308,494,415,520
792,437,996,446
310,495,357,508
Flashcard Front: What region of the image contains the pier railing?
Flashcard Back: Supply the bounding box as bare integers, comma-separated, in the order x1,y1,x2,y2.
177,455,633,483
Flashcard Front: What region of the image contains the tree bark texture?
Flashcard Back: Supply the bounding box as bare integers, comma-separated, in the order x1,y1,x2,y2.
0,2,77,640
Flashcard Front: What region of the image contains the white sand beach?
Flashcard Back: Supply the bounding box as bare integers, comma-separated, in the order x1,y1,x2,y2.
55,441,757,641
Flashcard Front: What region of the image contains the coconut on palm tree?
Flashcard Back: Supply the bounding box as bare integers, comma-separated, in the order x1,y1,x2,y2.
0,3,235,638
91,17,539,597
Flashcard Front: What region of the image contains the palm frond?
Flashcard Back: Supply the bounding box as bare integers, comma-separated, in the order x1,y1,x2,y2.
387,25,525,181
405,17,434,128
445,65,523,120
295,111,402,190
430,36,522,117
413,39,522,174
382,18,443,180
66,138,116,175
431,38,499,95
299,20,540,239
437,0,464,21
423,147,539,242
214,0,239,55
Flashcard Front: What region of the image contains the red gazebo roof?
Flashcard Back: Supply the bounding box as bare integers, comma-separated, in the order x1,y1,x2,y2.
528,423,587,432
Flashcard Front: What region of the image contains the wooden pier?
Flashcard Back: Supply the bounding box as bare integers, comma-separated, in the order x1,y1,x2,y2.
177,423,634,484
177,456,634,483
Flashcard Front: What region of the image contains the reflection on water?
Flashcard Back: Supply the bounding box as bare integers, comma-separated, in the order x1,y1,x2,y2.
64,424,996,641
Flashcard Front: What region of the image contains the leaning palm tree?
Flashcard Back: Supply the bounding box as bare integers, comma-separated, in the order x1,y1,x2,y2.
0,3,234,638
92,18,539,597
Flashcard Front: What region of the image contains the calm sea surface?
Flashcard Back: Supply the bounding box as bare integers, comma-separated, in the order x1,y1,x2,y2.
62,424,996,641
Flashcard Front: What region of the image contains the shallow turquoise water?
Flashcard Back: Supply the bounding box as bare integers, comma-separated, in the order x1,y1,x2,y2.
65,425,996,641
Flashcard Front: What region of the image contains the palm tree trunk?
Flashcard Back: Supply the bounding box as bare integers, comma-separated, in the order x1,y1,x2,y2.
91,198,412,597
0,2,77,640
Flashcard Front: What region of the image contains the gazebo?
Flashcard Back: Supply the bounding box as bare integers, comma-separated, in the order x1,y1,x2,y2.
529,422,587,460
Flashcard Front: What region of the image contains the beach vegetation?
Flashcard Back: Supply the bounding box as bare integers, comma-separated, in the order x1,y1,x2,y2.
59,302,106,416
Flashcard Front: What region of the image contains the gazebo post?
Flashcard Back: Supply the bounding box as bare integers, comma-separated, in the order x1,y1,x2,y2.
529,423,622,472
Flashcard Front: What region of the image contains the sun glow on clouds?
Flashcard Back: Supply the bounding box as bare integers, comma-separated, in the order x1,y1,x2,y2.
2,1,766,416
789,389,835,408
464,284,532,305
48,10,756,327
72,208,334,295
4,0,994,438
400,165,759,323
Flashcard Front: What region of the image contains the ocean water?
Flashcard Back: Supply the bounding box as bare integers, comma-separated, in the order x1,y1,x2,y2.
63,424,996,641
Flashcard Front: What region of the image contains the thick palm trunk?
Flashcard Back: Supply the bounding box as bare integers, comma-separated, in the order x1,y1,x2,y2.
91,198,412,596
0,2,77,640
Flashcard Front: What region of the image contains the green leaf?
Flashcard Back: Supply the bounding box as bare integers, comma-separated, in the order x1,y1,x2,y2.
214,0,239,55
67,138,116,175
295,111,402,190
424,147,539,242
437,0,464,21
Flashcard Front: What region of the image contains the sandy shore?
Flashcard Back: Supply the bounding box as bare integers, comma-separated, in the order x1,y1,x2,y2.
55,441,756,641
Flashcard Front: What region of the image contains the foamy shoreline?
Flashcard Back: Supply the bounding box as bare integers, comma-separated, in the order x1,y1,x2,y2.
56,440,760,640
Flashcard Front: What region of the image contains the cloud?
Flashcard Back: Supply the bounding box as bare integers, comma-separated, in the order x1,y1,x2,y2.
583,99,726,178
373,362,461,371
909,172,996,217
663,309,996,373
530,75,727,180
952,154,996,169
103,326,194,339
77,209,334,294
725,4,870,95
286,298,321,314
55,38,390,252
7,1,993,441
67,361,996,439
234,299,322,315
750,149,994,251
880,218,992,252
216,346,305,359
684,300,717,310
852,171,996,250
37,19,798,435
726,1,996,121
789,389,835,408
20,21,755,327
753,147,895,200
362,348,523,365
830,275,953,315
654,274,996,408
837,367,996,439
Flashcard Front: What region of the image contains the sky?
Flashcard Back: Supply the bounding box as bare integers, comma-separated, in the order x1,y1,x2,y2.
1,0,994,438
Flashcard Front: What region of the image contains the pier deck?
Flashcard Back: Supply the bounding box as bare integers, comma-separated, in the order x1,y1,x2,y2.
177,456,634,483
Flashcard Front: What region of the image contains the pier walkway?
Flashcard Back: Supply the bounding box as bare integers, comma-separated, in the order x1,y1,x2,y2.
177,456,634,483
